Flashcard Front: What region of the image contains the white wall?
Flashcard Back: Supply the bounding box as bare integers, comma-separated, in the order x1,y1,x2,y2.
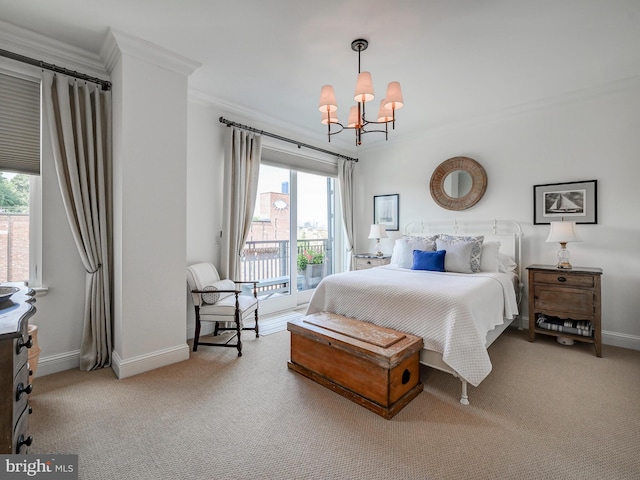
104,30,200,378
354,79,640,349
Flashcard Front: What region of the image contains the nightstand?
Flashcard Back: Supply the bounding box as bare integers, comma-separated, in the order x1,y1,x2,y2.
527,264,603,357
353,254,391,270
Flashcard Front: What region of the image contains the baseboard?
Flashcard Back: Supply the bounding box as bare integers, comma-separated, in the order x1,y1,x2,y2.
601,330,640,351
111,344,190,379
34,349,81,378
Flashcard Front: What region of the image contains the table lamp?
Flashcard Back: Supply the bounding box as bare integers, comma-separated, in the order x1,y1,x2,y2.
368,224,388,257
546,220,581,269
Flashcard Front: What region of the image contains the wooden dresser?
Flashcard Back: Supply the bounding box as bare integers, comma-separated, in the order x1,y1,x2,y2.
527,264,602,357
0,285,36,454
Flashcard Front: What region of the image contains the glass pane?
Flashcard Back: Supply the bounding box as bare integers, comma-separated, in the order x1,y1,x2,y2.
243,165,291,299
0,172,30,282
297,172,331,291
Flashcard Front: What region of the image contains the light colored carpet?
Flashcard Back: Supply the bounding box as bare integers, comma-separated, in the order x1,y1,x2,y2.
29,322,640,480
258,310,304,336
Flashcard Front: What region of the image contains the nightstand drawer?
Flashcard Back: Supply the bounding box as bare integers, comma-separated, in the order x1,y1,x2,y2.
532,271,594,288
354,256,390,270
534,285,594,317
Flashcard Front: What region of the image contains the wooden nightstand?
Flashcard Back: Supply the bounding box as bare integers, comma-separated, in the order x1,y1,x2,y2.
353,254,391,270
527,264,603,357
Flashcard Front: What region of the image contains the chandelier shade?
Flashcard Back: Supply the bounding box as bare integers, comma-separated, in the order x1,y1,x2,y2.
384,81,404,110
377,99,394,122
321,110,339,125
318,85,338,113
317,38,404,145
354,72,375,103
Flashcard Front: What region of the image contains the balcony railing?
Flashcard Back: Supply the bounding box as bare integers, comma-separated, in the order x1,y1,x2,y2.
240,239,329,297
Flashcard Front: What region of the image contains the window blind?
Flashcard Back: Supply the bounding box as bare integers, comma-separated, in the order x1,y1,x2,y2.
0,72,40,175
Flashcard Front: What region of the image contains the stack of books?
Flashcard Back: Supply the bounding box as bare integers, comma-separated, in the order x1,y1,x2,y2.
536,314,593,337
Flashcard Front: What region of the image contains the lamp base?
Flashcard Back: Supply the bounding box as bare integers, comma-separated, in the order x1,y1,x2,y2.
556,261,572,269
374,240,383,257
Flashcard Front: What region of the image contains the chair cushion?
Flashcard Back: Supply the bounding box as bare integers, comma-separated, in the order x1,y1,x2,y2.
201,279,236,304
199,294,258,328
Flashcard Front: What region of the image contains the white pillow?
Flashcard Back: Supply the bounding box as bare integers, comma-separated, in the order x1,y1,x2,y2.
437,234,484,273
498,253,518,273
391,235,438,269
201,279,236,304
480,241,501,272
436,240,474,273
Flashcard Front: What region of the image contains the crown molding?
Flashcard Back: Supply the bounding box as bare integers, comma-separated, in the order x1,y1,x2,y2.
101,28,201,77
0,19,108,78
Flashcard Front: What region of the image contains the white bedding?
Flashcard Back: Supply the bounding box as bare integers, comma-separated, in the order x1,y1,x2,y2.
306,265,519,387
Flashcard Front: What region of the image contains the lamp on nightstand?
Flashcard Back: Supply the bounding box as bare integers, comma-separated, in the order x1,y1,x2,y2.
368,224,388,257
546,219,581,269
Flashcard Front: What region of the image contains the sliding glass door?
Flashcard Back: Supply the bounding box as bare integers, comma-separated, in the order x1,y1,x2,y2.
240,164,334,314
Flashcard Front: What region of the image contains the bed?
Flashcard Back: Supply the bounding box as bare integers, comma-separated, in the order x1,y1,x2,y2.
306,219,524,404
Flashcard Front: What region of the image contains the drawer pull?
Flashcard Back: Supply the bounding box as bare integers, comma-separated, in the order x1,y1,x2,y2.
16,382,33,401
17,434,33,453
366,261,371,265
557,276,567,283
16,335,33,353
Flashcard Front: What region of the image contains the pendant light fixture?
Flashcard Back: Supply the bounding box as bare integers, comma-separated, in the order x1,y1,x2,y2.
318,39,404,146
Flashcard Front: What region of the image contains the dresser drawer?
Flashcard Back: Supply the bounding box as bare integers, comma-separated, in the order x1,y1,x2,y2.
13,362,31,426
13,407,30,454
532,271,595,288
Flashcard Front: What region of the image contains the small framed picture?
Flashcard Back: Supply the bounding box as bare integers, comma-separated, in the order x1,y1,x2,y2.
373,194,399,231
533,180,597,224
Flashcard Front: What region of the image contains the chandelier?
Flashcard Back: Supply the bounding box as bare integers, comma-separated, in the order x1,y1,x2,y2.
318,39,404,145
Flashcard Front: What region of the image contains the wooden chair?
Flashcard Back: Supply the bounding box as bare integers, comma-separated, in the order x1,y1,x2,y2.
186,263,259,356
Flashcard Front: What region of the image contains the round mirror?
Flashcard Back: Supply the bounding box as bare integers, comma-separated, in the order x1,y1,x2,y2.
443,169,473,198
430,157,487,210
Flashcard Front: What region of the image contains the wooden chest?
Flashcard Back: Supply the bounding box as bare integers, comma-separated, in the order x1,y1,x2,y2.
287,312,423,419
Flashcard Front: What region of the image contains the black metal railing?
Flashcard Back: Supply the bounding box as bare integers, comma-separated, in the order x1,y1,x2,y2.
239,238,329,296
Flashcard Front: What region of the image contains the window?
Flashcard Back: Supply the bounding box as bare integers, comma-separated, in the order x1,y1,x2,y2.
241,163,335,310
0,71,41,285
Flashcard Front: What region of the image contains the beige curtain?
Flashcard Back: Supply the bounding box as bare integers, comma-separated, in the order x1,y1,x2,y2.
338,158,356,270
42,72,113,371
221,127,262,279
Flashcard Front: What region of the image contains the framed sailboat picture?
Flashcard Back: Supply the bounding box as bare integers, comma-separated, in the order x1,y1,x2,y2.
534,180,597,224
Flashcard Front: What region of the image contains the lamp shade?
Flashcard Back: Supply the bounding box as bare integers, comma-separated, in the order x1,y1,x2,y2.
321,110,339,125
354,72,374,103
377,98,394,122
546,221,581,243
318,85,338,113
384,81,404,110
347,106,361,128
368,224,388,239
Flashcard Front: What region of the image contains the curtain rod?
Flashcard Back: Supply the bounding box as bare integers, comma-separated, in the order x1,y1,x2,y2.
0,48,112,91
219,116,358,162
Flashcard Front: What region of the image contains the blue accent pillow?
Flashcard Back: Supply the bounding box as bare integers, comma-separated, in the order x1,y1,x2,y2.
411,249,446,272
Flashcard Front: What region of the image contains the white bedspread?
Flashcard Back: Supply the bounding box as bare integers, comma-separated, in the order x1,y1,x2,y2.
306,265,519,387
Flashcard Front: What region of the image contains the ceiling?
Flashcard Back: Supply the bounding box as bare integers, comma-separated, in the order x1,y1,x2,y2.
1,0,639,154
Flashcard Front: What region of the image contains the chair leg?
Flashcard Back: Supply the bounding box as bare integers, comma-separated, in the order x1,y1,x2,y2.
193,307,201,352
235,316,242,357
214,322,220,336
254,309,259,338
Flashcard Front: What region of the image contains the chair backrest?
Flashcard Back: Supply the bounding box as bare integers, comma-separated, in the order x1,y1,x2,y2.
187,263,222,305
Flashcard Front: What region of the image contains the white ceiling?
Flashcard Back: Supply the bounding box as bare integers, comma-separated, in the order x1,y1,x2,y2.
1,0,639,154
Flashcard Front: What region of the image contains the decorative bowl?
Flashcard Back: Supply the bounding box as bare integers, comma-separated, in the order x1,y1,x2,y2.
0,286,20,302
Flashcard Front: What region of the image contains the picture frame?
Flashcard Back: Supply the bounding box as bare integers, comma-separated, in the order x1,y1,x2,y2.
373,194,399,231
533,180,597,225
